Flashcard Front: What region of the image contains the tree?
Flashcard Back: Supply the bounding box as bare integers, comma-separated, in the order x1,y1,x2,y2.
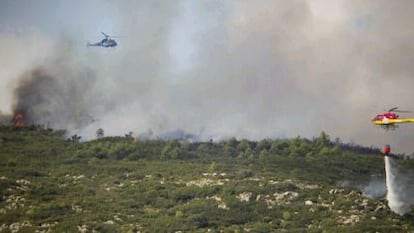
69,134,81,142
315,131,331,149
237,139,251,153
96,128,104,139
270,140,289,155
257,139,272,151
125,131,133,139
161,140,184,159
227,137,239,148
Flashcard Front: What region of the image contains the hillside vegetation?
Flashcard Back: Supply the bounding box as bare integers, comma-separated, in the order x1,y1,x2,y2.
0,127,413,232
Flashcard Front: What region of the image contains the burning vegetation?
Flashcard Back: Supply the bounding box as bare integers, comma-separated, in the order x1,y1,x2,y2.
7,64,97,131
11,68,55,127
12,113,25,127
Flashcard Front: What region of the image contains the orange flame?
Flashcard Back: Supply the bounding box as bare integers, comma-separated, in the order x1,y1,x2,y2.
13,113,25,127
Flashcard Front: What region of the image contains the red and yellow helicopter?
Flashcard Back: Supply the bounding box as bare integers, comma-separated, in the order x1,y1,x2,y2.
372,107,414,130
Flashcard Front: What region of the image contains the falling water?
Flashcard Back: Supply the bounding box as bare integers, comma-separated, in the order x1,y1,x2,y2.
385,156,414,215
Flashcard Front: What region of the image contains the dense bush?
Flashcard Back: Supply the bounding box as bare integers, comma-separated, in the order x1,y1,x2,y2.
0,128,410,232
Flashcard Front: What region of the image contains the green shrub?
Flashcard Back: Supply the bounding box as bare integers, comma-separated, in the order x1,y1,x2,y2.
29,203,71,221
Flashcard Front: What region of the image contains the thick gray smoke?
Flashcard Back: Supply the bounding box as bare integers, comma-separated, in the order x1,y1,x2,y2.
2,1,414,152
385,157,414,215
12,66,96,129
5,38,110,131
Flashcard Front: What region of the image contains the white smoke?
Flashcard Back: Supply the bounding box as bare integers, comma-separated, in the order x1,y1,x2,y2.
385,156,414,215
361,175,386,200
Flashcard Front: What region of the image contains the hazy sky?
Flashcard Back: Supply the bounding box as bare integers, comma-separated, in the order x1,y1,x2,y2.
2,0,414,153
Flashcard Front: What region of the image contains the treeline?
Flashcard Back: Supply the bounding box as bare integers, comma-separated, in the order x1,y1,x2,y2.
71,131,337,161
64,131,385,183
71,131,385,161
1,126,384,160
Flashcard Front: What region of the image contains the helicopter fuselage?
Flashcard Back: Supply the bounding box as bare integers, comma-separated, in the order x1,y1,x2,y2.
372,112,414,126
100,38,117,47
88,38,117,48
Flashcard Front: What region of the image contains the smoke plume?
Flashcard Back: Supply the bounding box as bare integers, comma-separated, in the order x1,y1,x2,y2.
2,1,414,152
12,66,96,129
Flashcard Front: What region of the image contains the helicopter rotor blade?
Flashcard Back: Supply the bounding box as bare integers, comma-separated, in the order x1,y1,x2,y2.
100,32,125,39
107,35,125,38
384,106,413,113
394,110,413,113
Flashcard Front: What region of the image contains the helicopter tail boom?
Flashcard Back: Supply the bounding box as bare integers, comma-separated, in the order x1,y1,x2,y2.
87,41,100,47
372,118,414,125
